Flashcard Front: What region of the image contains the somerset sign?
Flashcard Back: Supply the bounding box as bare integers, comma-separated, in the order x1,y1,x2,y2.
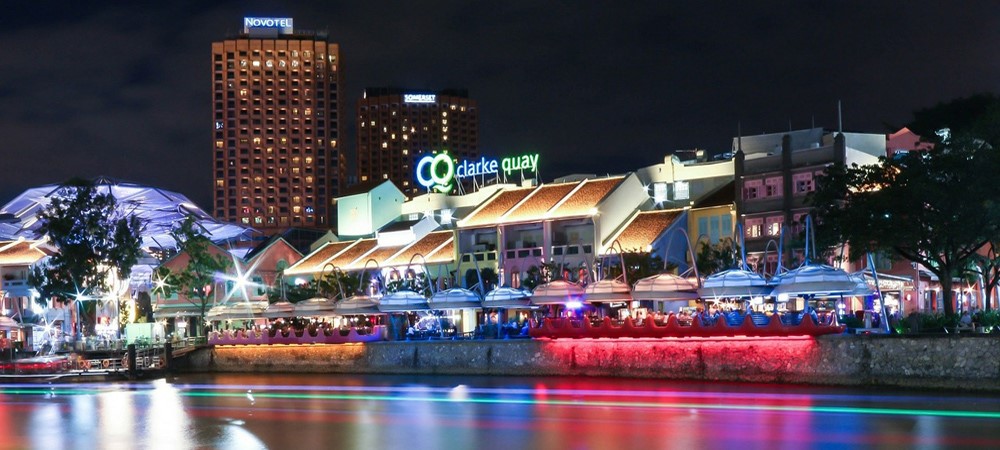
416,152,540,193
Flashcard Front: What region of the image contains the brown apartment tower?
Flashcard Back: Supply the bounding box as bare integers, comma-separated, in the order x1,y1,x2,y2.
357,88,478,197
212,17,344,231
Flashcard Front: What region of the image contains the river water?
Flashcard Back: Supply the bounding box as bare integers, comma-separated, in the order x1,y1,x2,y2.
1,373,999,449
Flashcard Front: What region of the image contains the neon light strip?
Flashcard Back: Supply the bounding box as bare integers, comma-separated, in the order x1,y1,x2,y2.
2,384,998,419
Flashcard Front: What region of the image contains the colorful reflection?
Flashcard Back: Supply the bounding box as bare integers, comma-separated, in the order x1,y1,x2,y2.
0,374,998,449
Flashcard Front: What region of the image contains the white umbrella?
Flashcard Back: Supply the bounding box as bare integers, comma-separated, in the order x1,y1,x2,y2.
770,264,858,298
698,269,772,300
378,290,430,312
583,278,633,303
429,288,482,310
483,286,532,309
293,298,337,316
263,301,295,319
631,273,700,301
530,280,585,305
207,302,267,320
334,295,381,315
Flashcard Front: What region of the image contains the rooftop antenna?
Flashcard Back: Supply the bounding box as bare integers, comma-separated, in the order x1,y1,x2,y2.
737,121,742,152
837,100,843,134
811,115,815,129
788,119,792,132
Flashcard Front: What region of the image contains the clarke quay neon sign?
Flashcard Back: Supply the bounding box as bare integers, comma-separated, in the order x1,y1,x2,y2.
416,153,540,193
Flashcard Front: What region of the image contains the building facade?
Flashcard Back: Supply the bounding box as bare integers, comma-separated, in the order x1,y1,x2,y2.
734,128,885,274
356,88,478,197
212,17,345,232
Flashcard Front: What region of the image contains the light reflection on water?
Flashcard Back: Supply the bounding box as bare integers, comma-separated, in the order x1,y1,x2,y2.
0,374,999,449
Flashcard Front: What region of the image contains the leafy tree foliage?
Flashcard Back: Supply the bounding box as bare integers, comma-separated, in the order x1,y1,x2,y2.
695,238,740,276
810,131,1000,317
153,216,231,336
28,179,144,334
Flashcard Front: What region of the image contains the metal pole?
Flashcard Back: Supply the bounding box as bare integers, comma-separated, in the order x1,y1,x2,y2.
868,253,891,333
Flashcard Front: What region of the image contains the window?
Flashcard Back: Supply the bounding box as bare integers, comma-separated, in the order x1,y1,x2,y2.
764,177,782,198
765,216,783,236
793,172,814,194
743,179,763,200
745,218,764,238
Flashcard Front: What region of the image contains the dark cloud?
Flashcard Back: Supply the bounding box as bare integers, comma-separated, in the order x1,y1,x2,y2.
1,1,998,208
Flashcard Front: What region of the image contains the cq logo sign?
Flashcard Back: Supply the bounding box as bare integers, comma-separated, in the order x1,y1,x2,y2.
416,154,455,193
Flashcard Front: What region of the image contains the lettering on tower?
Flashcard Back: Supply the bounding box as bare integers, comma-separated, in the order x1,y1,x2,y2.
243,17,294,34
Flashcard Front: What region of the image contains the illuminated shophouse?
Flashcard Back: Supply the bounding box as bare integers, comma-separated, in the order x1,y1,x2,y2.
734,128,885,275
212,17,345,231
356,88,479,197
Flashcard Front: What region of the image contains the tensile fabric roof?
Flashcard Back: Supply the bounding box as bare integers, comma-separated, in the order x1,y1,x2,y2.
0,178,252,250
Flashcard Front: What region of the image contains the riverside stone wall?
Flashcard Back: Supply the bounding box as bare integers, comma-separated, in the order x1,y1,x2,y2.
185,334,1000,391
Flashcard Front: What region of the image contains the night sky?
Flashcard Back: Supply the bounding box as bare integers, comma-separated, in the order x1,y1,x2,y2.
1,1,998,210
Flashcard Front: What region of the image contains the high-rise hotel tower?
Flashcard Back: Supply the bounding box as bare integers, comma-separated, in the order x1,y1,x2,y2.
357,88,478,197
212,17,344,231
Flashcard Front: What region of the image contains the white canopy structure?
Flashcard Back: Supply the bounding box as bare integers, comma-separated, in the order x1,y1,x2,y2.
0,178,252,250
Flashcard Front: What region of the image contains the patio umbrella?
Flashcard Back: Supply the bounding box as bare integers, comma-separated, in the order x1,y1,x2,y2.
530,280,585,306
207,302,267,321
584,278,633,303
769,264,858,298
377,290,430,312
263,300,295,319
631,273,700,301
333,295,381,315
698,269,772,300
483,286,532,309
429,288,483,310
293,297,337,317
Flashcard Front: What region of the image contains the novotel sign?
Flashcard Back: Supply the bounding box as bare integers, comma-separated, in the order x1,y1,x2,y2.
416,152,540,193
404,94,437,104
243,17,294,34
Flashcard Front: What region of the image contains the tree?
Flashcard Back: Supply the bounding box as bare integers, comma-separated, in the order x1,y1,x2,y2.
153,216,231,336
967,243,1000,311
695,238,740,277
809,132,1000,317
28,178,144,335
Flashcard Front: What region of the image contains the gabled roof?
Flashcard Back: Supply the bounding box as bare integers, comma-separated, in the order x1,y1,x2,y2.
283,240,356,275
550,177,623,217
348,244,407,270
243,235,303,263
501,182,579,222
324,239,379,270
459,187,534,227
693,180,735,208
458,176,626,228
605,209,684,254
383,231,455,267
0,240,55,265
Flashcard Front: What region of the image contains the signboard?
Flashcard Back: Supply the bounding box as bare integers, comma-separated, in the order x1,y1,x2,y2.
243,17,294,34
415,152,540,193
404,94,437,104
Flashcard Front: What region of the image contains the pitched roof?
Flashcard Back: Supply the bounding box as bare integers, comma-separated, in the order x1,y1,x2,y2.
324,239,378,270
549,176,623,217
347,244,406,270
608,209,684,253
0,240,53,265
284,240,356,275
384,231,455,267
501,182,579,222
693,180,735,208
459,187,534,227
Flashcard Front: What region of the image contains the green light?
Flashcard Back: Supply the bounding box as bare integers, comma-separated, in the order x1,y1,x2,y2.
177,390,1000,420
